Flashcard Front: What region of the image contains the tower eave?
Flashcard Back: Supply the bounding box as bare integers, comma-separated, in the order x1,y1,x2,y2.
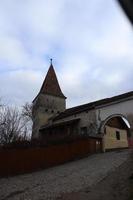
32,92,67,104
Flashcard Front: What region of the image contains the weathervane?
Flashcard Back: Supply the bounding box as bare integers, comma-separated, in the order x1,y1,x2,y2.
50,58,53,65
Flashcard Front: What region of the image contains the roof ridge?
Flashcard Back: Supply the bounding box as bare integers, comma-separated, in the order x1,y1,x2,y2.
66,90,133,110
53,90,133,120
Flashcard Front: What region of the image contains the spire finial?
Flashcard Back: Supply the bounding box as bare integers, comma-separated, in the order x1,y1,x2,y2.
50,58,53,65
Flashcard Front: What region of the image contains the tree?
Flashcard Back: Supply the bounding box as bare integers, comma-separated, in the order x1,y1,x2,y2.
0,104,30,145
21,102,33,121
21,102,33,138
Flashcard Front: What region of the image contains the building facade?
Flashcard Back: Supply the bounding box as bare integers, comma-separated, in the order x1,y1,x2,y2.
32,63,133,151
32,64,66,138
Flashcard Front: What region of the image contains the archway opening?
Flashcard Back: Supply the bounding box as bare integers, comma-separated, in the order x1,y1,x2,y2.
104,116,130,133
102,115,130,151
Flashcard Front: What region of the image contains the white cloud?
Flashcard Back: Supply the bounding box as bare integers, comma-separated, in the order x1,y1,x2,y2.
0,36,29,67
92,19,133,60
0,70,44,105
0,0,133,108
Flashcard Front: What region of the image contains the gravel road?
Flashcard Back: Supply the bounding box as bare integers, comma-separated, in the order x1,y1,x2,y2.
0,149,131,200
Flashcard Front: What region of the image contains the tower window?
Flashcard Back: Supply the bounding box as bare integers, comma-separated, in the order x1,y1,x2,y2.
51,110,54,113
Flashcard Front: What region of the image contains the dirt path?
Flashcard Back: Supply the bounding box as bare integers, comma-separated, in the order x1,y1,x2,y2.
59,150,133,200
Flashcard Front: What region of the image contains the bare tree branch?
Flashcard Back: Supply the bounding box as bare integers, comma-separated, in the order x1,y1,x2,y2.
0,104,31,145
21,102,33,121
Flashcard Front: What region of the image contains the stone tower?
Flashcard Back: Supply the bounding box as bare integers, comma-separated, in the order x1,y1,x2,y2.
32,62,66,138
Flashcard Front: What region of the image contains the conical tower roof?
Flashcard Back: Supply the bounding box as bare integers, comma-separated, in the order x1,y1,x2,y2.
39,63,66,99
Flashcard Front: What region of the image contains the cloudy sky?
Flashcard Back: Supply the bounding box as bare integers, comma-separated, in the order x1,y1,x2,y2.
0,0,133,108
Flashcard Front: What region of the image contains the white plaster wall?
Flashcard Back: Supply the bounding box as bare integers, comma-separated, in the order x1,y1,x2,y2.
104,125,128,150
96,98,133,128
54,110,97,135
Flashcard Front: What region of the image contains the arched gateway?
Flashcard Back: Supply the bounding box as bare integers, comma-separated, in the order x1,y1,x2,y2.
100,114,130,151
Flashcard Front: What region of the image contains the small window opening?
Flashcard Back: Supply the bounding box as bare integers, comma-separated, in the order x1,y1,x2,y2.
81,127,87,135
116,131,120,140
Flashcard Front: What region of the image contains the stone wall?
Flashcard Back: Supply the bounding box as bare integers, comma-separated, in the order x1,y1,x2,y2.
32,93,66,138
53,109,97,136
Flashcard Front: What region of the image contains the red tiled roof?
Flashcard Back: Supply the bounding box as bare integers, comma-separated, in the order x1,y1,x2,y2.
40,64,66,98
33,64,66,102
